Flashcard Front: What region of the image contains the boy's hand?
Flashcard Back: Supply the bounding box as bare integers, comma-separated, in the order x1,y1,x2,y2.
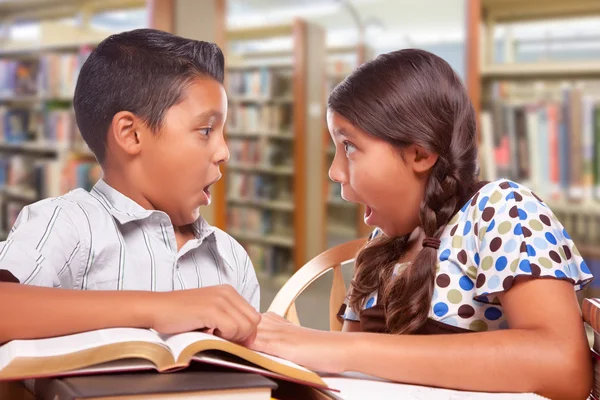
149,284,261,344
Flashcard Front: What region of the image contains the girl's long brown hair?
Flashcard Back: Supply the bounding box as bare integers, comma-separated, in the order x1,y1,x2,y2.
328,49,479,334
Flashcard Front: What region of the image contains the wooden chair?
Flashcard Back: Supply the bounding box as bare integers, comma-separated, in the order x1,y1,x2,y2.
267,238,367,331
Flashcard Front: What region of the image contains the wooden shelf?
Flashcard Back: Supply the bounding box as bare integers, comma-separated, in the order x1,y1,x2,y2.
0,141,60,157
227,197,294,212
228,95,294,104
327,224,358,238
482,62,600,81
226,130,294,140
327,198,355,209
229,230,295,248
227,163,294,176
0,42,98,58
0,95,73,103
0,185,38,202
482,0,600,23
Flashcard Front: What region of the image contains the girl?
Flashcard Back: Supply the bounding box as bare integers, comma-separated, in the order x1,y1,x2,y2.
249,49,594,400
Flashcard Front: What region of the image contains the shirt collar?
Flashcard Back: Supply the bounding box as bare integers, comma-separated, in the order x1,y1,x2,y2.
90,179,215,242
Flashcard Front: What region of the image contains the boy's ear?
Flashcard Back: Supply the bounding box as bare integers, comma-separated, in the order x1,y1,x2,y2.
408,144,439,174
109,111,143,157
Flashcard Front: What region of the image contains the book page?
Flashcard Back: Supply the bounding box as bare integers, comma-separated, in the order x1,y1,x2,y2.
161,331,313,374
0,328,164,372
321,377,547,400
160,331,221,360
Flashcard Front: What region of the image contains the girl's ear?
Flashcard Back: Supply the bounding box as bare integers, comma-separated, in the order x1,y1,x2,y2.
407,144,439,174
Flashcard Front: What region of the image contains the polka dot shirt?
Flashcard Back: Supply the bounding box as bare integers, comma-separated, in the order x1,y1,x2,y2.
343,179,594,332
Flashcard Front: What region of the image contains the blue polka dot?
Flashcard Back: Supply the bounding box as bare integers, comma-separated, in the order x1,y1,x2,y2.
495,256,508,271
563,228,571,240
581,261,591,275
508,181,519,188
554,229,564,241
497,203,508,215
518,209,528,220
480,237,487,249
526,245,537,257
555,270,567,278
365,297,375,309
465,237,476,252
474,252,480,266
478,196,489,211
448,263,463,275
488,275,500,289
505,191,515,201
499,320,510,330
533,237,548,250
433,302,449,317
545,232,557,245
477,294,491,304
442,317,458,327
461,201,469,213
504,239,517,253
524,201,538,213
463,221,472,235
440,236,451,249
519,259,531,273
487,219,496,232
514,223,523,235
440,249,451,262
568,263,579,277
485,307,503,321
431,289,439,302
459,276,474,291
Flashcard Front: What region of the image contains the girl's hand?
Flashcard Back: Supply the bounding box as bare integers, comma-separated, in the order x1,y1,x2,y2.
247,312,349,373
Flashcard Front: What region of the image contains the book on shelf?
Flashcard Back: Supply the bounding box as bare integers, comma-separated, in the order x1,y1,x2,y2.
480,83,600,202
0,328,329,391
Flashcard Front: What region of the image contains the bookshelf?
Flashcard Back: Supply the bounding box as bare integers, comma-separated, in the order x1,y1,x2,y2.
222,20,326,277
466,0,600,268
323,44,373,247
0,1,148,240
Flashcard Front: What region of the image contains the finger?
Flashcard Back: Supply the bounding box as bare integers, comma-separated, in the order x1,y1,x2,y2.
218,297,257,343
224,287,261,326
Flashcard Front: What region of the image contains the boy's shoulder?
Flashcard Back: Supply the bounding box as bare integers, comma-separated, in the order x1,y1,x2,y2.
210,227,252,270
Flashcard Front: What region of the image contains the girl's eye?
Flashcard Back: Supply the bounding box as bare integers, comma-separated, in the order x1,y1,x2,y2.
343,141,356,155
199,127,212,136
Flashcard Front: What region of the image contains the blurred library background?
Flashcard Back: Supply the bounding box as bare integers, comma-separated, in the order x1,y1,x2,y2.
0,0,599,329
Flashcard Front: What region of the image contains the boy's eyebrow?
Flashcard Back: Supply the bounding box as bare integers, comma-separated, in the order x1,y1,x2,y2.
193,110,223,123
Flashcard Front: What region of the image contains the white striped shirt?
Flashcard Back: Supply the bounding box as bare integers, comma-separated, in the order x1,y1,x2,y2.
0,179,259,310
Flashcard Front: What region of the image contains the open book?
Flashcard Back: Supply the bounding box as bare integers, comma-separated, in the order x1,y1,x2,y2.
0,328,328,390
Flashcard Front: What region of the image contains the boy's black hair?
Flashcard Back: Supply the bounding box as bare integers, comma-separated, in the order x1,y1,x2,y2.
73,28,225,163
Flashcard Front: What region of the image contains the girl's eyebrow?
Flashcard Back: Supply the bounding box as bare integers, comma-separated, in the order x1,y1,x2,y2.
334,128,355,139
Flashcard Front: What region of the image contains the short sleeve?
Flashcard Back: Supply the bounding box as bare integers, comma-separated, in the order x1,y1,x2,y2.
0,200,82,288
473,181,593,303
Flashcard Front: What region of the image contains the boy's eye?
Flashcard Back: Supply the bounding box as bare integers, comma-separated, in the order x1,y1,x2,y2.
199,127,212,136
343,141,356,155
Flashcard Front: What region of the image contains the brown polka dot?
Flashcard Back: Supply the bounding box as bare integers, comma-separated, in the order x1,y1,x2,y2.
450,224,458,236
457,250,468,265
476,273,486,288
509,206,519,218
503,276,514,290
490,237,502,252
482,207,495,222
531,263,541,276
549,250,561,264
522,227,532,238
471,192,479,206
513,192,523,202
540,214,551,226
520,241,527,253
474,222,479,236
436,274,451,288
458,304,475,319
563,245,572,260
499,182,511,189
532,192,543,203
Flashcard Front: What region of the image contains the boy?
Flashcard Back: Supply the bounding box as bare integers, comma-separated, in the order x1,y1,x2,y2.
0,29,260,345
